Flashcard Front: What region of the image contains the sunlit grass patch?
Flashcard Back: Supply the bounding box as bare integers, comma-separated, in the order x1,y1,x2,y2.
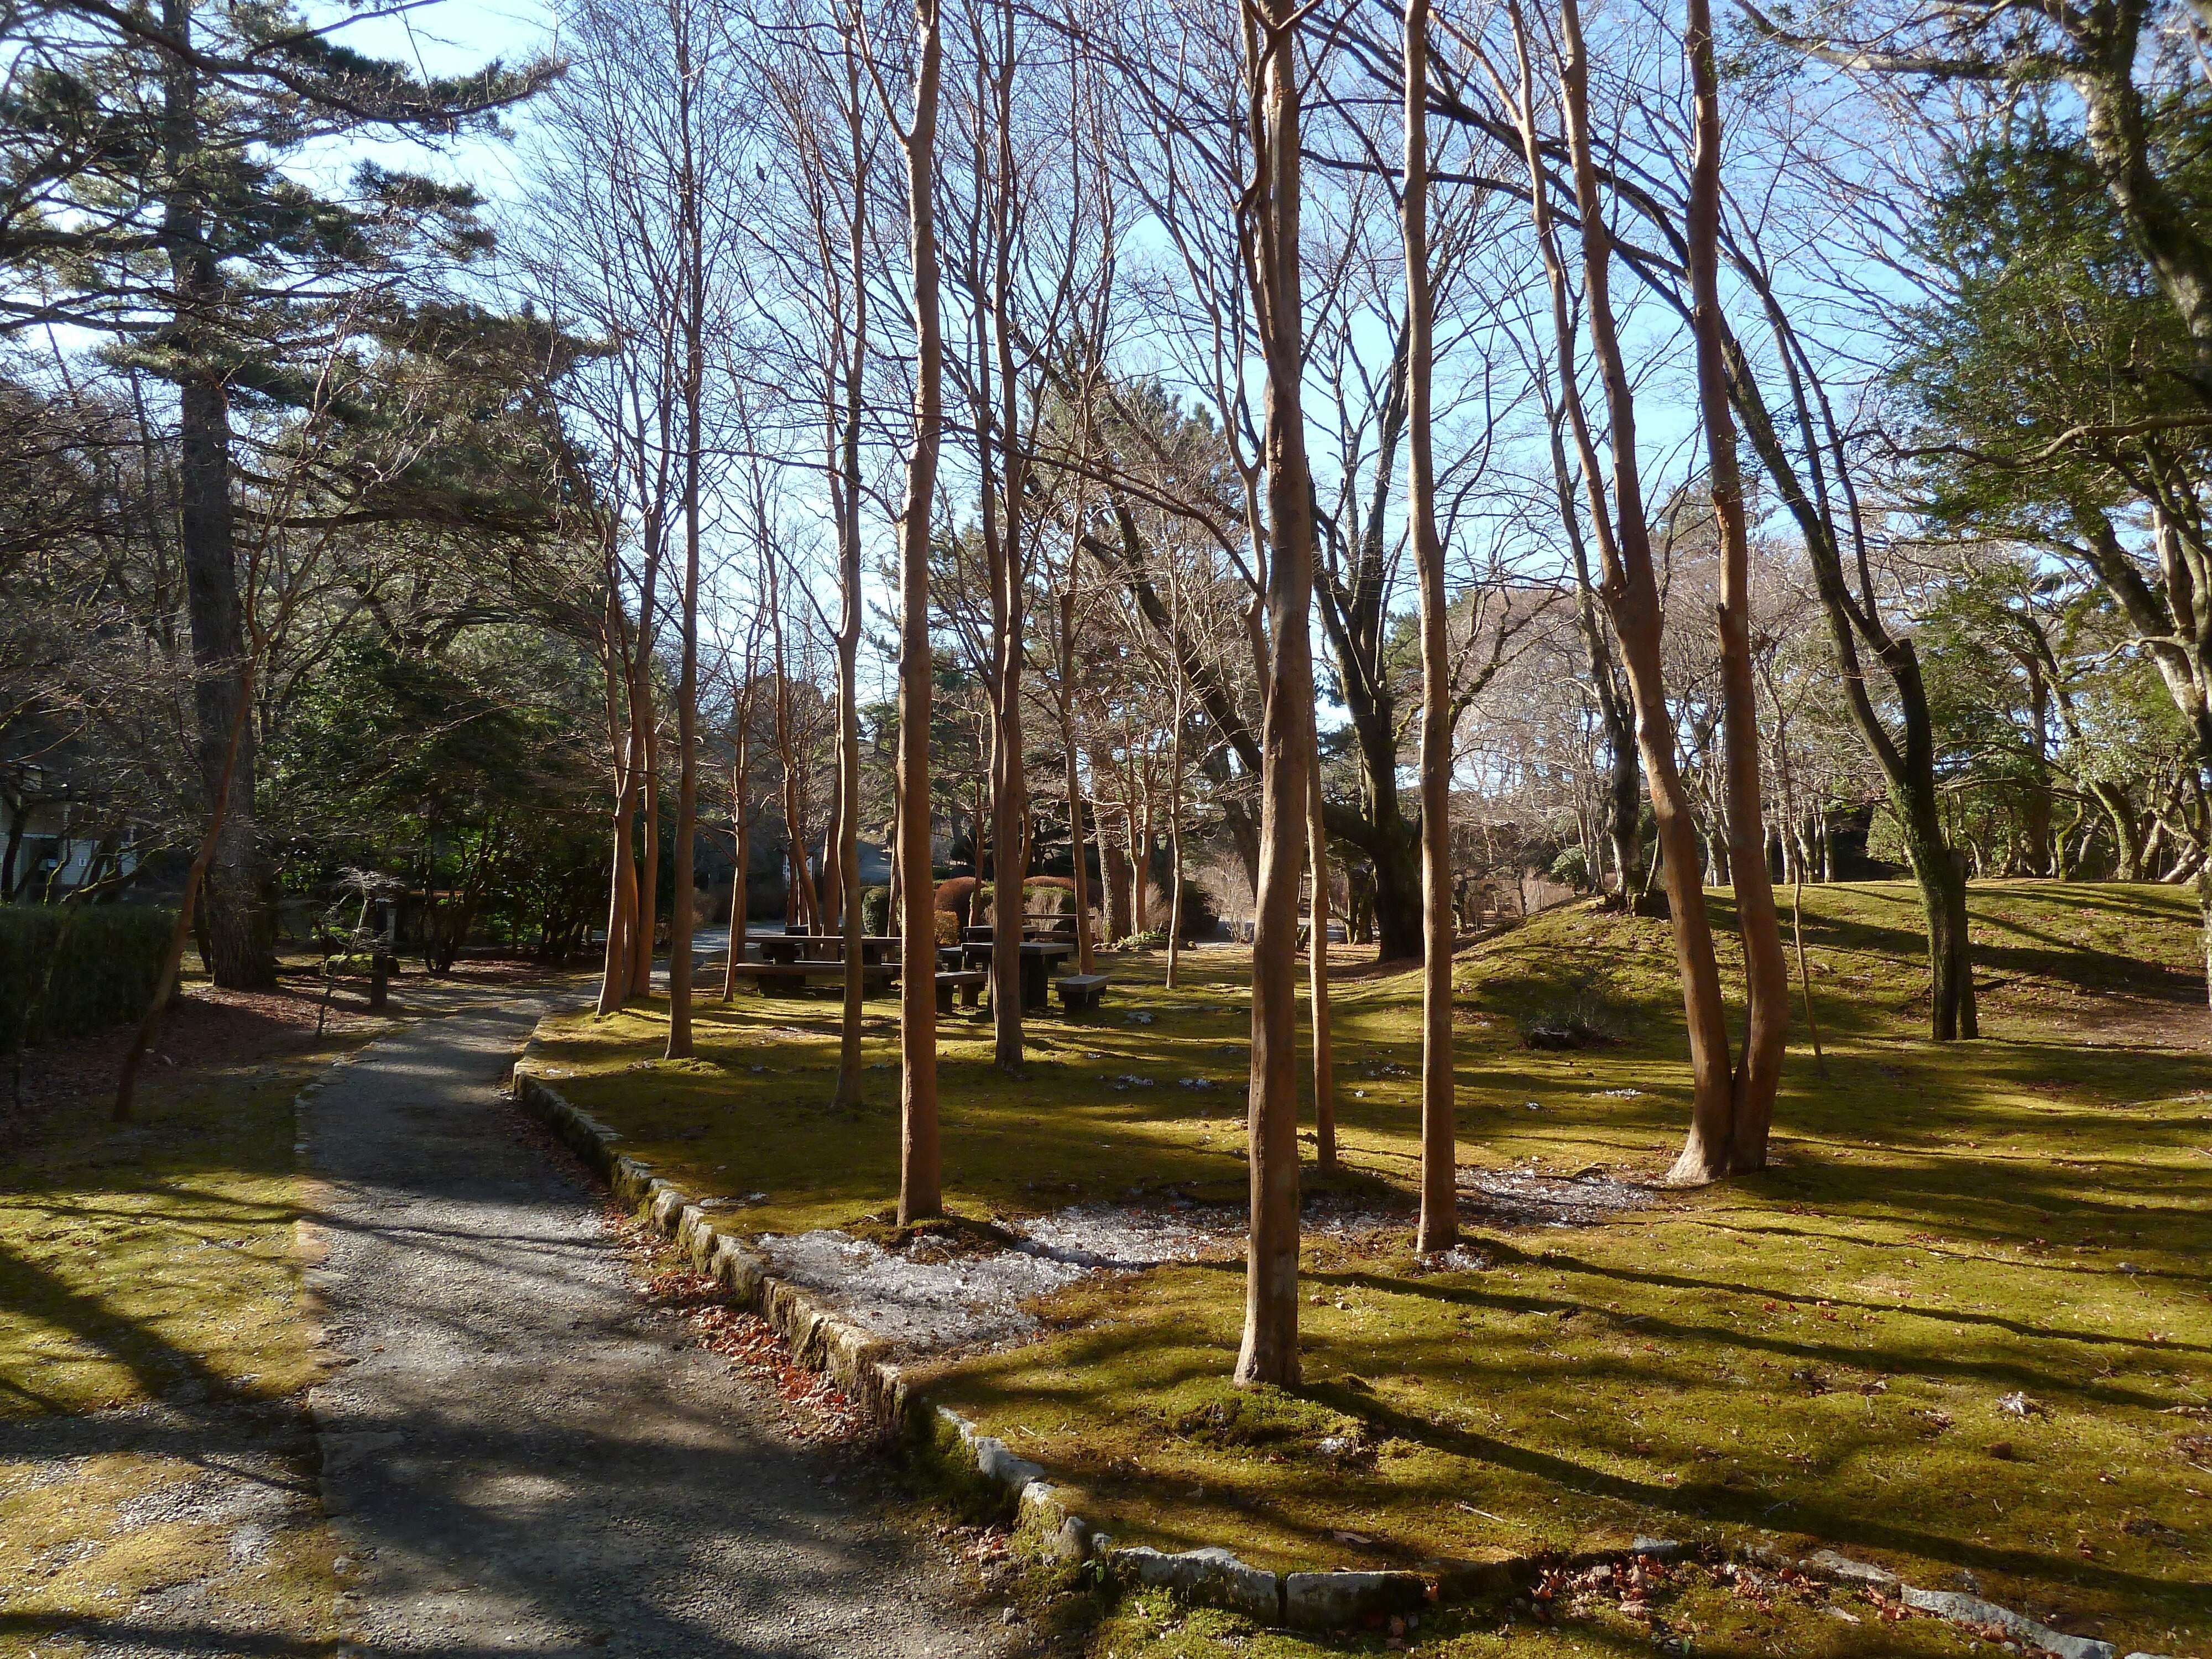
1088,1578,2000,1657
0,1444,345,1653
0,1010,382,1653
0,1054,358,1417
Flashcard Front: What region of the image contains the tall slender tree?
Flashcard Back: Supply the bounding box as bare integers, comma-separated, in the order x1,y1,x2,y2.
1681,0,1789,1176
1403,0,1457,1253
888,0,946,1225
1234,0,1318,1387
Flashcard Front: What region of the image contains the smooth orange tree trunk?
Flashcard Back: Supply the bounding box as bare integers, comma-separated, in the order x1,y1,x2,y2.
1540,0,1735,1166
1682,0,1788,1178
1235,0,1317,1389
895,0,945,1225
1404,0,1457,1253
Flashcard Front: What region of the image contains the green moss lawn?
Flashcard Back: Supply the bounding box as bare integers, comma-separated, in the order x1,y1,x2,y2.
0,977,390,1655
531,882,2212,1656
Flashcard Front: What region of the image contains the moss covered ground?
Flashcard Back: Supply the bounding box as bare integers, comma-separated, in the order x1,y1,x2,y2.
532,882,2212,1656
0,971,399,1656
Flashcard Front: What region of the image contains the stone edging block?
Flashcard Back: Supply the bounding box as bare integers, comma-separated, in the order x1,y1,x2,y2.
510,1062,2153,1650
1746,1541,2164,1659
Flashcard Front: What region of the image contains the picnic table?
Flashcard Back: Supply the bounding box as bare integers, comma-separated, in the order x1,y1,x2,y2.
957,937,1074,1012
754,932,899,967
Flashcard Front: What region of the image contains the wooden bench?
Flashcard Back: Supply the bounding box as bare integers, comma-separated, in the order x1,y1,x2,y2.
1054,972,1111,1014
935,969,987,1014
726,962,895,998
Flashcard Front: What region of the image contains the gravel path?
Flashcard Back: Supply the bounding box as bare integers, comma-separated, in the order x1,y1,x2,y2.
302,990,1013,1658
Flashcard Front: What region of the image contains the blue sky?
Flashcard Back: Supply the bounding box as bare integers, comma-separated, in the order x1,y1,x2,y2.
295,0,556,202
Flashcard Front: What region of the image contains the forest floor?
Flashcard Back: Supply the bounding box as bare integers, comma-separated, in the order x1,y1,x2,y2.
533,881,2212,1658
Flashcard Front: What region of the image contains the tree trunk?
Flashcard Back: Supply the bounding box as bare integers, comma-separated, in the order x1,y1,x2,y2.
831,56,870,1107
1062,683,1094,974
1305,737,1335,1172
980,20,1031,1072
665,51,705,1058
1166,681,1185,988
1364,823,1423,962
630,655,660,998
1541,0,1737,1170
1235,0,1314,1389
1405,0,1457,1253
597,619,641,1022
2025,656,2053,875
1684,0,1788,1181
724,697,750,1001
987,599,1027,1068
1131,792,1151,937
117,655,255,1121
161,0,274,993
2091,780,2145,881
896,0,945,1226
1103,834,1131,941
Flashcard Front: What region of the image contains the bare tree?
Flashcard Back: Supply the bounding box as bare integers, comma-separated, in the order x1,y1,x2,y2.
1681,0,1788,1177
872,0,947,1226
1514,0,1741,1183
1234,0,1318,1389
1402,0,1457,1253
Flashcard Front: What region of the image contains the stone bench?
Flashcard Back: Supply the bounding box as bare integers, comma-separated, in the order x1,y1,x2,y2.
1054,973,1111,1014
935,969,987,1014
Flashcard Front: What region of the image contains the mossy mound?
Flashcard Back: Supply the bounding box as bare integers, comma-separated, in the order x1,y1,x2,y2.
1166,1384,1366,1458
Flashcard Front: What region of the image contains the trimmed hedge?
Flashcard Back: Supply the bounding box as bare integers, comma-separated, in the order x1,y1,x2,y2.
1,905,176,1046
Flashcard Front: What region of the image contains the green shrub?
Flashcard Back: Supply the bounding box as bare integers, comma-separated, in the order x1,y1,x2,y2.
0,905,176,1046
860,885,891,935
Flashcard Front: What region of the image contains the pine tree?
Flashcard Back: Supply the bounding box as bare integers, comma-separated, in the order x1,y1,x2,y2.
2,0,551,984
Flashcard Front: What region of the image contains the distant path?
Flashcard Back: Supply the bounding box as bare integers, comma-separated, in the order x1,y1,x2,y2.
302,986,1007,1658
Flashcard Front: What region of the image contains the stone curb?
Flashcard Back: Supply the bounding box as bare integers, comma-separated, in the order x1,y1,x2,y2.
1742,1542,2169,1659
510,1058,2165,1652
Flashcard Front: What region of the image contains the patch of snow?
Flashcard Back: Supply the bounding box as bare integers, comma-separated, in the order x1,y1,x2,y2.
1020,1204,1240,1270
1457,1165,1660,1228
753,1229,1090,1353
1425,1244,1494,1274
751,1194,1409,1357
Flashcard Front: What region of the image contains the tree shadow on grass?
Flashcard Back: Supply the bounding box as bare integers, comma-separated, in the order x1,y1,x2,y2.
1305,1381,2203,1611
1306,1264,2184,1408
